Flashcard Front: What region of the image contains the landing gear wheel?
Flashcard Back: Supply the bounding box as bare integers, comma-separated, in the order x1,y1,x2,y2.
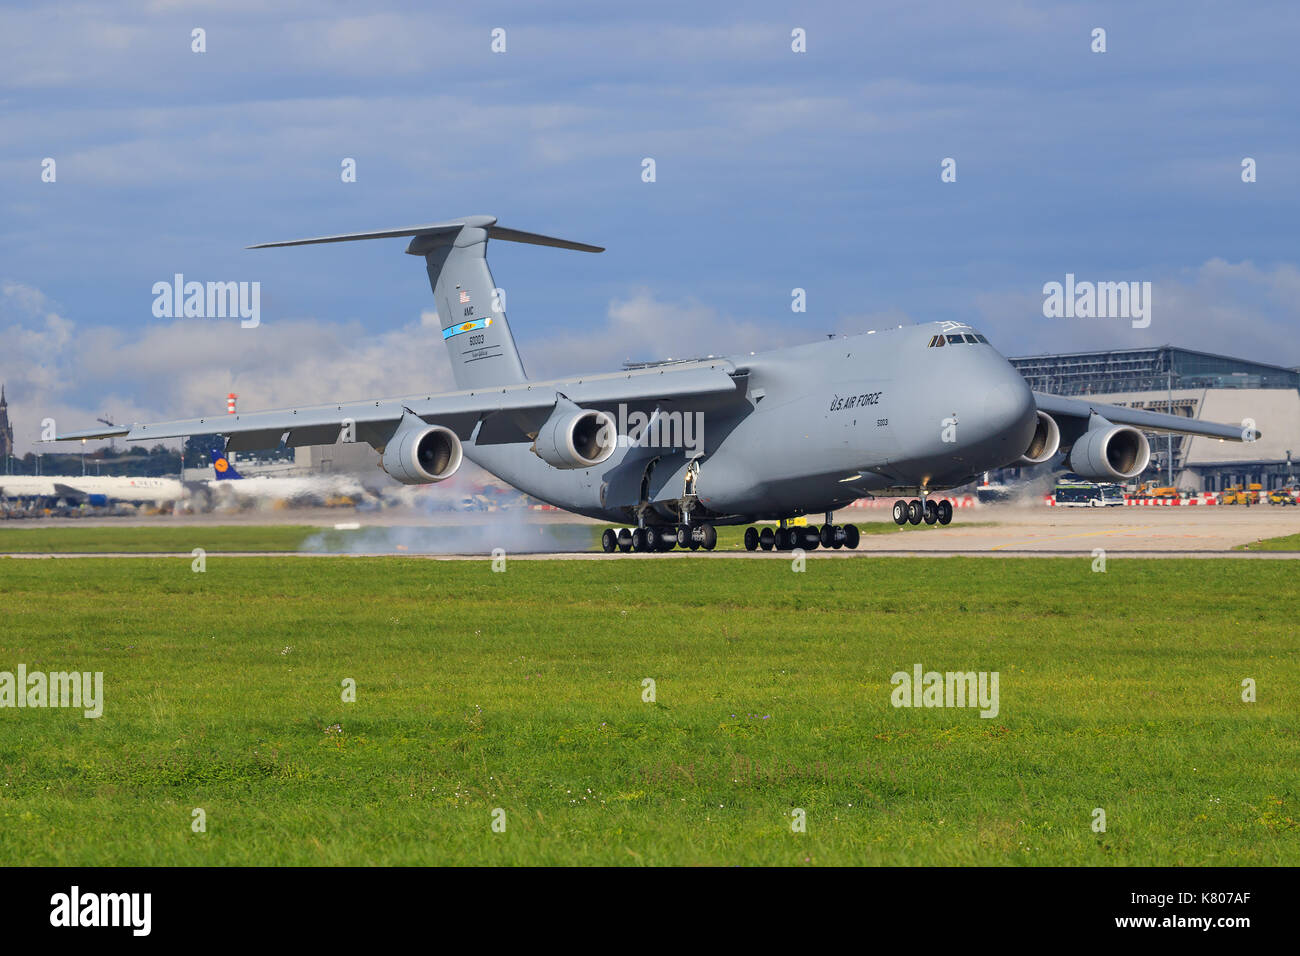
601,529,617,553
937,500,953,525
759,528,775,551
676,526,690,548
907,499,924,525
744,527,759,551
892,500,907,525
820,524,835,548
924,499,938,525
631,528,648,552
844,524,860,549
644,527,660,551
617,529,633,553
802,527,819,550
701,524,717,551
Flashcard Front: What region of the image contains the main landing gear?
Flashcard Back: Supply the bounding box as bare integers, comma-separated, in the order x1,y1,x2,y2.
742,515,860,552
600,524,717,553
891,498,953,526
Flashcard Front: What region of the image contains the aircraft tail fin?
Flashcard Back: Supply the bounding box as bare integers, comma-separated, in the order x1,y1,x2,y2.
209,448,243,480
248,216,603,391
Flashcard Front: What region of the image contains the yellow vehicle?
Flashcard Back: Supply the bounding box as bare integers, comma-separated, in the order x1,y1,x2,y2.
1220,483,1262,506
1135,483,1180,499
1268,488,1297,506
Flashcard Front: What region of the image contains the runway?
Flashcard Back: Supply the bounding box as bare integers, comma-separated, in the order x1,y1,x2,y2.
2,502,1297,559
4,549,1299,559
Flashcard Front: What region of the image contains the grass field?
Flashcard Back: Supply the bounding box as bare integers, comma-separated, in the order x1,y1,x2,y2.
0,519,996,555
1236,532,1300,552
0,525,319,553
1,554,1296,865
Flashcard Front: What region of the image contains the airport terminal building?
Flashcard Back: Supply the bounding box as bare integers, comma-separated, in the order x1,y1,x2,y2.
1010,346,1300,491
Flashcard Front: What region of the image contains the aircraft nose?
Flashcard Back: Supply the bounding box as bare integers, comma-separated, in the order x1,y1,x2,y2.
976,368,1037,451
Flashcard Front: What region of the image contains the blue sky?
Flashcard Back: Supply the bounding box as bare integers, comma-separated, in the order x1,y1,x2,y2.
2,0,1298,451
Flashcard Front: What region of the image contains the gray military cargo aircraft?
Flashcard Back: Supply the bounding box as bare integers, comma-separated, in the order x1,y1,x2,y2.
55,216,1259,553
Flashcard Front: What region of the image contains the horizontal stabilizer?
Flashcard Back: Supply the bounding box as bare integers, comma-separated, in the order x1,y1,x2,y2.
248,215,603,253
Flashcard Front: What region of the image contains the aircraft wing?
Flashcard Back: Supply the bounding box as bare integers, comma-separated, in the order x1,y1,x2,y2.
1033,392,1259,442
54,361,746,450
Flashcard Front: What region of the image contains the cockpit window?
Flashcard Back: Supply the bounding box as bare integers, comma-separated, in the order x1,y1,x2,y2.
928,330,988,347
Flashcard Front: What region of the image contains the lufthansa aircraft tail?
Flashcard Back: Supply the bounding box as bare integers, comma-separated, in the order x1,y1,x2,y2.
248,216,603,392
209,449,243,481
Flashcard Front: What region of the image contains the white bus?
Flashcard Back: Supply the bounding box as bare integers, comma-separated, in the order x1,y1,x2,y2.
1054,480,1126,507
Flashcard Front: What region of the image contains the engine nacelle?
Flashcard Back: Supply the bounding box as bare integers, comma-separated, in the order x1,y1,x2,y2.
533,401,617,469
381,420,463,484
1016,411,1061,465
1066,424,1151,481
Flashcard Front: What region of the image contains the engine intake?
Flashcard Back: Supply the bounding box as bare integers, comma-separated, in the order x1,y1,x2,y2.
382,419,463,484
533,400,617,469
1066,423,1150,481
1017,411,1061,465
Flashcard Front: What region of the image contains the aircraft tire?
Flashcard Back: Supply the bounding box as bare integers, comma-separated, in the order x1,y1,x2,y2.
759,527,775,551
844,524,860,549
923,500,938,525
937,500,953,525
701,524,717,551
892,500,907,525
744,527,759,551
601,529,617,553
676,526,690,548
907,499,924,525
820,524,835,548
632,528,648,552
802,527,819,550
617,528,633,553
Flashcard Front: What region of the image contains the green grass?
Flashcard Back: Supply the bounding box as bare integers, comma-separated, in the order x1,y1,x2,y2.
1235,532,1300,552
0,525,319,553
1,556,1295,866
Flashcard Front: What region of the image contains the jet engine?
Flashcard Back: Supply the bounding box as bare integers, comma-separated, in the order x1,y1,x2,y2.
1016,411,1061,465
533,400,617,469
1066,423,1151,481
381,419,463,484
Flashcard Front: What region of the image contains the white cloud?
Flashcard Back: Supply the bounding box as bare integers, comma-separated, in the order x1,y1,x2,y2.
975,259,1300,363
